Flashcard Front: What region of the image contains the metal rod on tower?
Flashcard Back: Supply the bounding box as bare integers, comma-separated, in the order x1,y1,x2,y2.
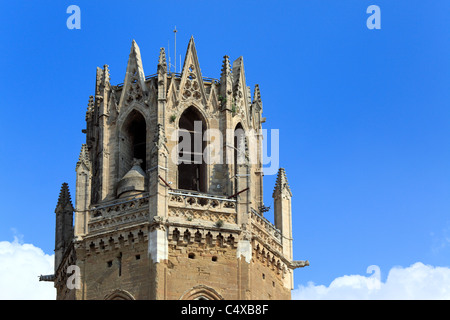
174,26,177,75
168,40,171,74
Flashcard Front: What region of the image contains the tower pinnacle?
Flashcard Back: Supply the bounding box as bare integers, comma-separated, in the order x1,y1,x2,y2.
55,182,74,213
273,168,292,198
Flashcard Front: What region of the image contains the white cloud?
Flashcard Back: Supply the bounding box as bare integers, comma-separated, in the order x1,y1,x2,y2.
293,262,450,300
0,237,56,300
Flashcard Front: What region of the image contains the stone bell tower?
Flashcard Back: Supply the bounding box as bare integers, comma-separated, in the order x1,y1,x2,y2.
44,37,308,300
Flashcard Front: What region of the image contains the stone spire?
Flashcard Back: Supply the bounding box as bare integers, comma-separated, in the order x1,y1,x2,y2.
273,168,292,198
55,182,74,213
273,168,293,261
219,55,233,110
54,183,74,272
74,143,92,237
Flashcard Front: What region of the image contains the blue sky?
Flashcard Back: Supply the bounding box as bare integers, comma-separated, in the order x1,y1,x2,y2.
1,0,450,296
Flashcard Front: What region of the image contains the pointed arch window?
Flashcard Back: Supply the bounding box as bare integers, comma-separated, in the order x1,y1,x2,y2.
177,106,206,192
120,110,147,175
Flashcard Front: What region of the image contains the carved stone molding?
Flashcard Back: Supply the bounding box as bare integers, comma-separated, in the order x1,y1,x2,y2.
85,227,148,256
168,225,238,249
168,191,237,225
250,208,282,245
88,196,149,233
169,207,236,225
252,240,288,279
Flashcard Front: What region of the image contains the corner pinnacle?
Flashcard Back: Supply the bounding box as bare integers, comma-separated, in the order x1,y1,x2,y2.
55,183,74,213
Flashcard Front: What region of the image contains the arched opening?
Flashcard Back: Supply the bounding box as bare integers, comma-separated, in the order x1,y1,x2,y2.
121,110,147,174
179,285,224,300
104,289,135,300
177,106,206,192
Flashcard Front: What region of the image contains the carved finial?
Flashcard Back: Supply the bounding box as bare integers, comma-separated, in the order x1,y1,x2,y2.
219,55,233,106
102,64,110,85
221,55,231,78
158,47,167,66
55,183,74,213
158,47,167,77
85,96,94,121
272,168,292,198
253,84,261,104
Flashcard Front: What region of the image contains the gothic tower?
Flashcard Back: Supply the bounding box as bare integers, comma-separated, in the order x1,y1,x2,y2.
45,37,308,300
